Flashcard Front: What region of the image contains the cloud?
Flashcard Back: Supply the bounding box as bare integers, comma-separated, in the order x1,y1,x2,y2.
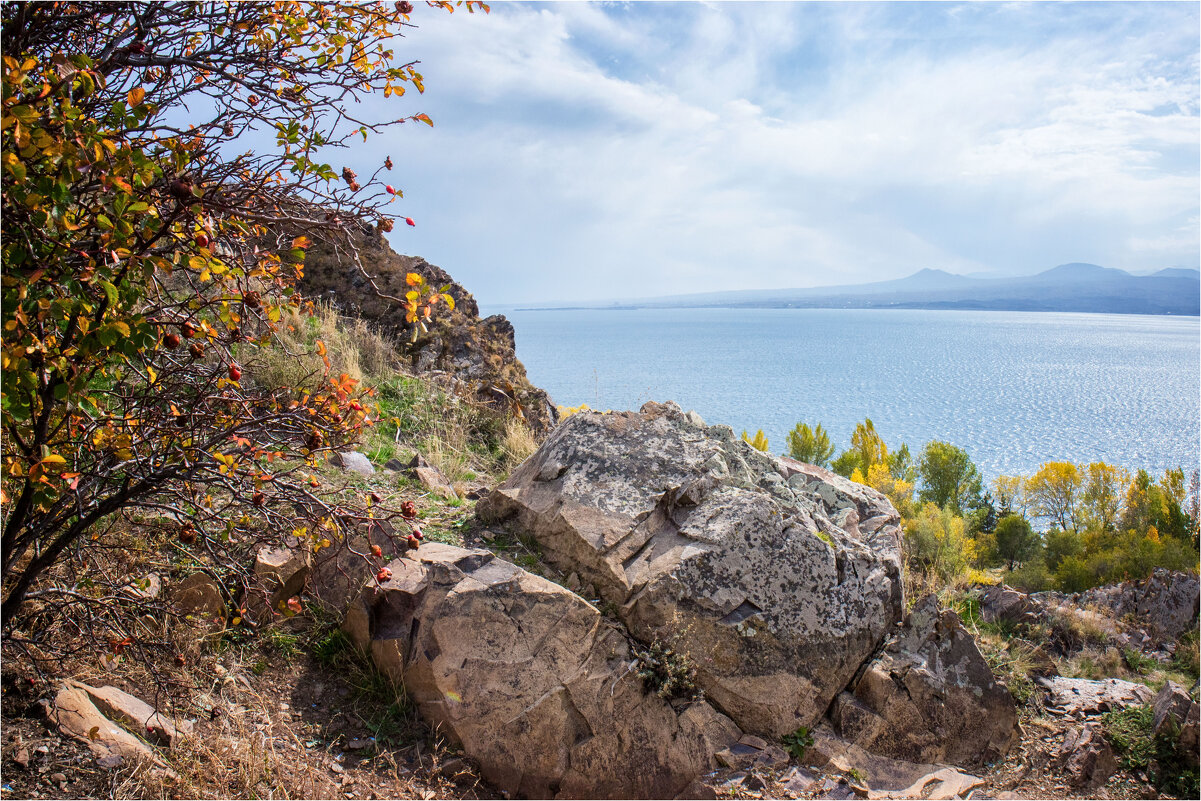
357,1,1199,304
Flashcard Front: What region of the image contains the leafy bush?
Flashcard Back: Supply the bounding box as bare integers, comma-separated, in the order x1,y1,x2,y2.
782,726,814,761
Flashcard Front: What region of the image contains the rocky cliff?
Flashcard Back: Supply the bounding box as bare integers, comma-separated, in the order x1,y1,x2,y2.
301,231,557,435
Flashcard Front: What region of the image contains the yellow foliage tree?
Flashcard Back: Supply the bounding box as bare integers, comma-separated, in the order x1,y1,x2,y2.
741,429,770,452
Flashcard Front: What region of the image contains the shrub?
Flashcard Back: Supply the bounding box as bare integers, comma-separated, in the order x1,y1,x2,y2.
633,640,702,701
782,726,815,761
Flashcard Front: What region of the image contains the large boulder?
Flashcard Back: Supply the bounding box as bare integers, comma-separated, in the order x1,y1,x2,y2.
344,543,742,799
1036,676,1154,715
1056,723,1117,791
829,596,1019,768
477,401,905,738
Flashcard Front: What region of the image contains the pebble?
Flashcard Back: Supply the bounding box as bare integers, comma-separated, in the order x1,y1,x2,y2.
49,773,66,784
33,746,48,755
330,763,344,774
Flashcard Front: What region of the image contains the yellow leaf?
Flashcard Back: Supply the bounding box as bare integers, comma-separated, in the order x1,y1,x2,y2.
414,112,433,126
292,235,310,249
405,273,423,286
127,86,145,107
147,366,157,385
442,294,455,310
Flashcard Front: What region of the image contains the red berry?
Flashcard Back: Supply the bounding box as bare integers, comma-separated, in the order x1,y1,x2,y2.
369,491,382,503
376,567,392,583
194,233,209,248
385,185,395,195
163,333,181,350
411,526,424,541
406,534,420,549
405,217,415,227
228,363,242,381
400,501,416,519
180,321,197,338
129,42,147,55
370,544,383,558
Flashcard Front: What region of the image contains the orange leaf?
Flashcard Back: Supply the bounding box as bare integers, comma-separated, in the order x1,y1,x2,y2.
127,86,145,107
413,113,433,127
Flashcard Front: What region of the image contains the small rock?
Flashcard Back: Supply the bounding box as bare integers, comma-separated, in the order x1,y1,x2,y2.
13,748,30,768
347,739,371,750
34,746,49,755
331,451,375,476
49,773,66,784
330,762,344,774
168,573,225,626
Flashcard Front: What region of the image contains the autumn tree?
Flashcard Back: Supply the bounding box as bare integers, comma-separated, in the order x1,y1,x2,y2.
1024,461,1082,533
833,417,889,478
1,2,483,635
786,421,834,467
741,429,770,452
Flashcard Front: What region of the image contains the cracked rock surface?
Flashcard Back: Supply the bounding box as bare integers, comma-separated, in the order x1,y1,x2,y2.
829,595,1019,767
477,401,906,738
343,542,742,799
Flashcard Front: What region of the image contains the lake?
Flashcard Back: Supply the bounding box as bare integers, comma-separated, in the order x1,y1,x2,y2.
489,307,1200,481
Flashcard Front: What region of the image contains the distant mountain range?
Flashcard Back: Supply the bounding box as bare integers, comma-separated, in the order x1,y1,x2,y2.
528,263,1200,316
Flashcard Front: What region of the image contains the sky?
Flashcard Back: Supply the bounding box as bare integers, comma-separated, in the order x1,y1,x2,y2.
344,1,1200,305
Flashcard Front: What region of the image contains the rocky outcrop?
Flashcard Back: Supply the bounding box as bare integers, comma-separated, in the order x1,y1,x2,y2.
806,725,983,799
302,232,556,434
477,401,905,739
1053,568,1200,643
342,543,742,799
829,596,1019,768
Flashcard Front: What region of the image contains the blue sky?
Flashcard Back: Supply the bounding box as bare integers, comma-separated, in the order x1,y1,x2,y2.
349,1,1200,305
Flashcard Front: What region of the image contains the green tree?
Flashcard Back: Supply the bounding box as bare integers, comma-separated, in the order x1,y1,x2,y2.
993,514,1040,570
787,422,834,467
0,1,482,630
916,440,983,515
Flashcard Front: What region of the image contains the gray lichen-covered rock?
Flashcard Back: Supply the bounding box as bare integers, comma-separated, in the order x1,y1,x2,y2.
477,401,904,738
344,543,742,799
829,596,1019,768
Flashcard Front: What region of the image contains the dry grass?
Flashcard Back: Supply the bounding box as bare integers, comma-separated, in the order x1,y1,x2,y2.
499,417,538,470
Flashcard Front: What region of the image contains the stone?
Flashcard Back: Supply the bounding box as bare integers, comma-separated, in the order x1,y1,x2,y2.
349,542,742,799
123,573,161,601
331,451,375,476
477,401,904,738
168,572,225,627
829,595,1018,768
1055,723,1116,791
312,522,409,610
866,768,984,800
807,725,981,797
13,748,29,768
43,685,164,767
65,681,192,748
248,544,311,623
1152,681,1199,768
383,458,406,472
402,453,458,500
1037,676,1154,715
714,735,790,770
975,584,1044,628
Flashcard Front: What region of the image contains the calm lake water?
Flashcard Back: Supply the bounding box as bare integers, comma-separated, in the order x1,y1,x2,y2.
490,307,1201,481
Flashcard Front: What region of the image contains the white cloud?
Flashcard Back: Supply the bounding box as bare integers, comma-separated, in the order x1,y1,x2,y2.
366,2,1199,304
